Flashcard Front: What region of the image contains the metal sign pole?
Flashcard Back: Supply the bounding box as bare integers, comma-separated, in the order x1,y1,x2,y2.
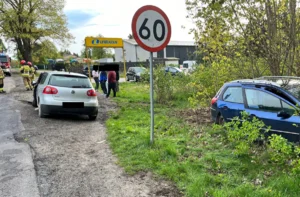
150,52,154,144
122,48,127,77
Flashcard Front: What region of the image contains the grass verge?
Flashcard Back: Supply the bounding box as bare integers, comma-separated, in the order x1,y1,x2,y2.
106,82,300,197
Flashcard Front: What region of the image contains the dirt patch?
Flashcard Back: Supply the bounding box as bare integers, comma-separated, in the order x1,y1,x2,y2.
10,72,182,197
175,108,211,125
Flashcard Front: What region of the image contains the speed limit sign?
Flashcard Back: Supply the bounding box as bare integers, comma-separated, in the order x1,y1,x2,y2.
131,5,171,145
131,5,172,52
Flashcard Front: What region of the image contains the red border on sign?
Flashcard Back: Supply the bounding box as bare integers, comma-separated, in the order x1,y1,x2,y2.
131,5,172,52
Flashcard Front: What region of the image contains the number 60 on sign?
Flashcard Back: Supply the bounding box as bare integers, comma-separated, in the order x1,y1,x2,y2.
131,5,172,52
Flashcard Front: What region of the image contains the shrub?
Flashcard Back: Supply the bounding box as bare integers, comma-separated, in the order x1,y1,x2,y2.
188,61,235,108
153,64,174,104
223,111,269,155
215,108,300,174
140,69,150,83
268,134,293,164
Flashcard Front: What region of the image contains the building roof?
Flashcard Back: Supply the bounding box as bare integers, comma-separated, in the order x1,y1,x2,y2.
123,39,196,46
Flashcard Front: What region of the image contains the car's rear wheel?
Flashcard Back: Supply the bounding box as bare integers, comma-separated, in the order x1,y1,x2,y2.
216,113,224,125
88,115,97,120
38,100,46,118
32,96,37,107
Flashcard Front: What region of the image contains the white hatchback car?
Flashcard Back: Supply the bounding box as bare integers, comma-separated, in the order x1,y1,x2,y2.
32,71,99,120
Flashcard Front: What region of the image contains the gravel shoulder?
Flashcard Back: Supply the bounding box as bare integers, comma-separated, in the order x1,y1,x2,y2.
10,72,180,197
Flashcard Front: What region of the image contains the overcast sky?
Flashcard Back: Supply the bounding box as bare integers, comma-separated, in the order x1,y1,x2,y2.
64,0,195,54
3,0,195,57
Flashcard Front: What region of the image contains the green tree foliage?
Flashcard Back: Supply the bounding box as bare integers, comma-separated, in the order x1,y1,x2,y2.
186,0,300,76
0,38,7,52
128,34,133,39
0,0,73,61
185,0,300,107
80,34,114,59
32,40,59,64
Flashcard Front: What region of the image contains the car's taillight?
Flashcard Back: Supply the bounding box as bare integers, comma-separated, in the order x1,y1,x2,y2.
87,89,97,96
211,97,218,105
43,86,58,94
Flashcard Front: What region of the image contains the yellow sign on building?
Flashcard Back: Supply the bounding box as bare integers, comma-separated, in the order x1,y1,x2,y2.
85,37,124,48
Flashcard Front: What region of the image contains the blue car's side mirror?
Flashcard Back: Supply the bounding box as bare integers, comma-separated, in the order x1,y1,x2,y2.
277,111,291,119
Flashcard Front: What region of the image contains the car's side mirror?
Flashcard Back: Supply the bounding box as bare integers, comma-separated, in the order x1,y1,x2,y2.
277,111,291,119
32,80,37,86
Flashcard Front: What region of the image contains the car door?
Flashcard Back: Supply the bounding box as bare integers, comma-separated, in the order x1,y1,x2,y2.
218,86,245,122
36,73,49,101
169,67,177,76
244,88,300,142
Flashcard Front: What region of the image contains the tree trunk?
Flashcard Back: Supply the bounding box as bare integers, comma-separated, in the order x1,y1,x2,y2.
265,0,280,76
16,37,32,62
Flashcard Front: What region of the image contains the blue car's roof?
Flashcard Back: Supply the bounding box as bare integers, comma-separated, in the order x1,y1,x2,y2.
223,79,300,105
228,79,280,87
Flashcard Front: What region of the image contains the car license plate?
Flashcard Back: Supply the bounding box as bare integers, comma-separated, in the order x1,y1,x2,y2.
63,102,84,108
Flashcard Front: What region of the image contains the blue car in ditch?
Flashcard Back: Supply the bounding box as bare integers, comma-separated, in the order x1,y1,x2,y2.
210,77,300,143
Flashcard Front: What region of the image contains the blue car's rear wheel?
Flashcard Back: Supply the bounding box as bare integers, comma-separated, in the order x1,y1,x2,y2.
217,113,224,125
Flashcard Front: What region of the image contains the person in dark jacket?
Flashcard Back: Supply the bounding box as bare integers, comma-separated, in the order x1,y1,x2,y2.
107,70,116,98
99,71,107,94
116,70,120,92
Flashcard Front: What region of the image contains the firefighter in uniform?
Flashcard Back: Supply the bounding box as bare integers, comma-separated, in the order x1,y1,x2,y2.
20,60,32,90
28,61,35,83
0,67,5,93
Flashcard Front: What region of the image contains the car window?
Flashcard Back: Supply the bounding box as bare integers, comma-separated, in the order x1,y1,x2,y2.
245,89,282,112
169,68,177,72
0,56,8,63
222,87,244,104
183,63,188,68
282,101,296,115
49,75,91,88
39,73,48,85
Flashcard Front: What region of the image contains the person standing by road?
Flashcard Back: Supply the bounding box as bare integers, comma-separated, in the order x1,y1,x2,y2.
99,71,107,95
116,70,120,92
0,66,6,93
19,60,32,91
28,61,35,84
107,70,117,98
92,69,99,91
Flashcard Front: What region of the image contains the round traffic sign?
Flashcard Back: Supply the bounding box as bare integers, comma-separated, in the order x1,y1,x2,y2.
131,5,172,52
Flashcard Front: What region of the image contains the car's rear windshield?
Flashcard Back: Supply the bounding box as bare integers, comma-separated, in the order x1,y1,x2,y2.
0,56,8,63
134,67,146,73
49,74,92,88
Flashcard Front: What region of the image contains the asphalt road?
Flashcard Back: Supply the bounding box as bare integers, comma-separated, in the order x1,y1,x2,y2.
0,76,40,197
1,71,180,197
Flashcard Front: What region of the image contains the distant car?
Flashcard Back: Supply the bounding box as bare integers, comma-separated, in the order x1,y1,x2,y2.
82,65,93,77
182,60,197,73
211,78,300,143
164,66,182,76
0,54,12,76
126,67,147,82
32,71,99,120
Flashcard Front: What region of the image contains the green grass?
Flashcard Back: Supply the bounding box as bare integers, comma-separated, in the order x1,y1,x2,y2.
106,82,300,197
